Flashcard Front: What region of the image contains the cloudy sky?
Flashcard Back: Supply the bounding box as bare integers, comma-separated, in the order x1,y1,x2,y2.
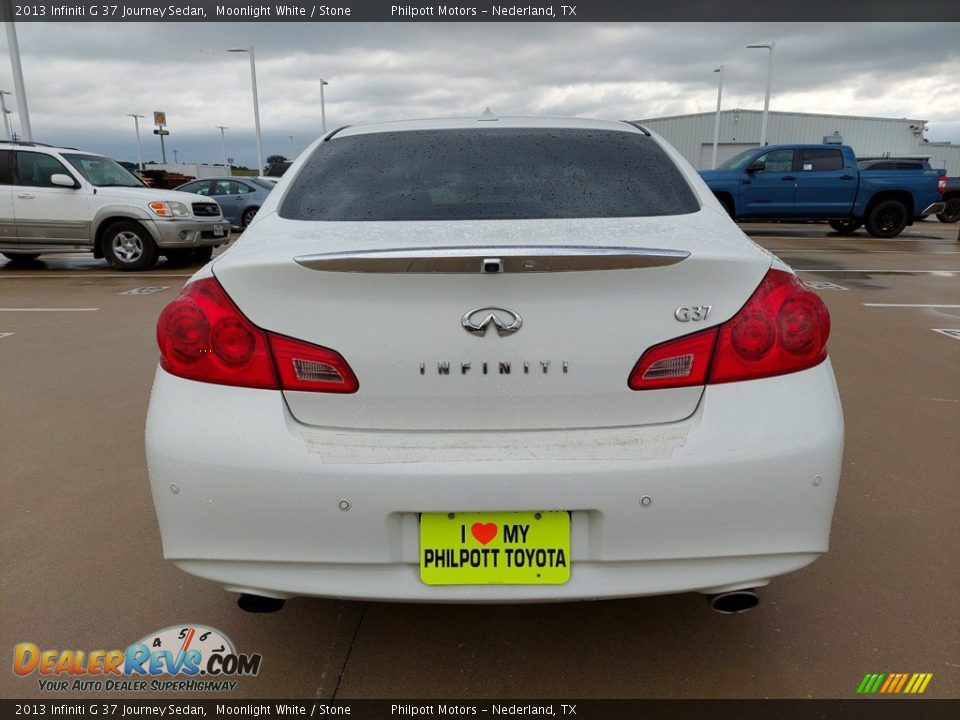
1,22,958,167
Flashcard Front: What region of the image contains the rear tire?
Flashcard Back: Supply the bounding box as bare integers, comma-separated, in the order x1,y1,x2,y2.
103,221,159,271
828,219,862,235
865,199,909,238
937,198,960,223
241,207,259,227
3,252,41,263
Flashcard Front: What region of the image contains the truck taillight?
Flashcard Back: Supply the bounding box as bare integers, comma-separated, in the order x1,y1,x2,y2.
629,269,830,390
157,277,358,393
938,176,947,193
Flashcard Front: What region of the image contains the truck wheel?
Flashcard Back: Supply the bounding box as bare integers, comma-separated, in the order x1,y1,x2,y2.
3,252,41,263
937,198,960,223
829,219,862,235
103,221,159,271
865,199,909,238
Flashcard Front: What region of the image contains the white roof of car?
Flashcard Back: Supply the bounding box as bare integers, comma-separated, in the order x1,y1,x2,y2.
0,142,103,156
336,115,644,137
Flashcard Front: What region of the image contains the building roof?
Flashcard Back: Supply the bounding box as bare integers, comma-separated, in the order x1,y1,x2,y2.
637,109,928,125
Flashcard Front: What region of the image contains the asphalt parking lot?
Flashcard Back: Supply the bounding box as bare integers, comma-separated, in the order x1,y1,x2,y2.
1,221,958,700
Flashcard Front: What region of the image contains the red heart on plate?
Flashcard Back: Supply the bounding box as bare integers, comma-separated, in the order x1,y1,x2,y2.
471,522,498,546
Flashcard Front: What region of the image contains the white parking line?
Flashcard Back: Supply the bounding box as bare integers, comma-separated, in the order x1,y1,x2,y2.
0,308,99,312
804,281,848,290
863,304,960,308
120,286,170,296
0,332,13,339
932,329,960,341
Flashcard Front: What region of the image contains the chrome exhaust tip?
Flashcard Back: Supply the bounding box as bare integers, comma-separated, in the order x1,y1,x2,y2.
237,594,286,613
706,589,760,614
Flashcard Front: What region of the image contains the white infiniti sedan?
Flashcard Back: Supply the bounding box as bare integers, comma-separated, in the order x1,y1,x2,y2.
146,116,842,613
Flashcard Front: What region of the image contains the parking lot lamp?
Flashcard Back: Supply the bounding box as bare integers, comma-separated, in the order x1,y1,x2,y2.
0,90,12,140
746,41,775,146
4,20,33,141
216,126,229,170
320,79,328,134
228,47,265,176
711,66,724,169
127,114,145,170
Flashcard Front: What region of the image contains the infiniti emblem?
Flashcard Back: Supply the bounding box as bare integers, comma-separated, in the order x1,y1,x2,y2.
461,307,523,337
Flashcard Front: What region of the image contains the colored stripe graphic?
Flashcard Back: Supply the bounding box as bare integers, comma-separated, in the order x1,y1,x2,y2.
858,672,932,694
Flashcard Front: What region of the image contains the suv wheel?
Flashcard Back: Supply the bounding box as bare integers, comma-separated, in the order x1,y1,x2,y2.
865,199,909,238
103,221,159,271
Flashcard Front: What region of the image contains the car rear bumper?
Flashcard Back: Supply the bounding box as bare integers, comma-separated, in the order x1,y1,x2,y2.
145,361,844,602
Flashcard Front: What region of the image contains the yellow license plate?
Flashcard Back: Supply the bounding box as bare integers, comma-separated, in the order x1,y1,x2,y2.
420,511,570,585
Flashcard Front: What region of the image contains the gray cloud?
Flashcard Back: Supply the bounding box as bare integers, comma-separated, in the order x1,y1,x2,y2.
1,22,957,166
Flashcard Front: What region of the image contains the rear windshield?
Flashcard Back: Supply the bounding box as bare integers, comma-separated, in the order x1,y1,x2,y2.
280,128,699,221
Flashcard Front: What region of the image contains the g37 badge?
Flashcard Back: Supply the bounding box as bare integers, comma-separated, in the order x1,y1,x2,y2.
675,305,712,322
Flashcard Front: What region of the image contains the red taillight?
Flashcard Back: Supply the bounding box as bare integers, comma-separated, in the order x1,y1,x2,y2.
157,277,358,393
269,333,359,393
629,269,830,390
938,175,947,193
628,327,718,390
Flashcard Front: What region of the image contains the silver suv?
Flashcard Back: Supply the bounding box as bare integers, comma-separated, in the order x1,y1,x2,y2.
0,142,228,271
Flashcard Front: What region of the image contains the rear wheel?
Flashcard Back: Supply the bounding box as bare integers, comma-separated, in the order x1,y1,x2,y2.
828,218,862,235
241,207,259,227
3,252,41,263
103,221,159,271
865,199,909,238
937,198,960,223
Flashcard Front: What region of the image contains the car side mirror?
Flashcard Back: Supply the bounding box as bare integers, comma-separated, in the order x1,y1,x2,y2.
50,173,77,188
745,162,765,174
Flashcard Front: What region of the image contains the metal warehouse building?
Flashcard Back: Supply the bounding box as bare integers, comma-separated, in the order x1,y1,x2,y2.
635,109,960,175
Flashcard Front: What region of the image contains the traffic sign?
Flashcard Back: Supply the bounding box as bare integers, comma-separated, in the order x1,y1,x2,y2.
154,111,166,126
153,129,170,136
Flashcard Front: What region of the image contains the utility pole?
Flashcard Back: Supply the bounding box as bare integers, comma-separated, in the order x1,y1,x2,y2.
4,17,33,141
0,90,12,141
216,126,229,169
711,65,724,169
127,114,145,170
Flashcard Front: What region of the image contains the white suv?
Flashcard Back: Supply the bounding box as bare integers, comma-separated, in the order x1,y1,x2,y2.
0,142,228,271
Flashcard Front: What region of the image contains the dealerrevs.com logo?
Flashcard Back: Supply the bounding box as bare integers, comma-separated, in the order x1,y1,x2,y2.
13,624,262,693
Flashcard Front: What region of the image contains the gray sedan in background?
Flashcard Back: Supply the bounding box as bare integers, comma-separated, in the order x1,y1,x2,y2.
174,176,275,228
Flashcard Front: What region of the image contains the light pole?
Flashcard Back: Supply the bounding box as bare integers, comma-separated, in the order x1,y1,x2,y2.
216,126,229,170
228,47,264,176
127,114,145,170
4,20,33,141
173,149,179,164
0,90,12,141
320,78,328,134
746,41,775,147
711,65,724,169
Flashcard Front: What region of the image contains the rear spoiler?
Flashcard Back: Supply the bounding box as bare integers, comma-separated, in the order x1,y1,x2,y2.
294,245,689,274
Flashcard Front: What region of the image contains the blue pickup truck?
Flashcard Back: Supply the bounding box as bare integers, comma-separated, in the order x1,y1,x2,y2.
699,144,947,238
